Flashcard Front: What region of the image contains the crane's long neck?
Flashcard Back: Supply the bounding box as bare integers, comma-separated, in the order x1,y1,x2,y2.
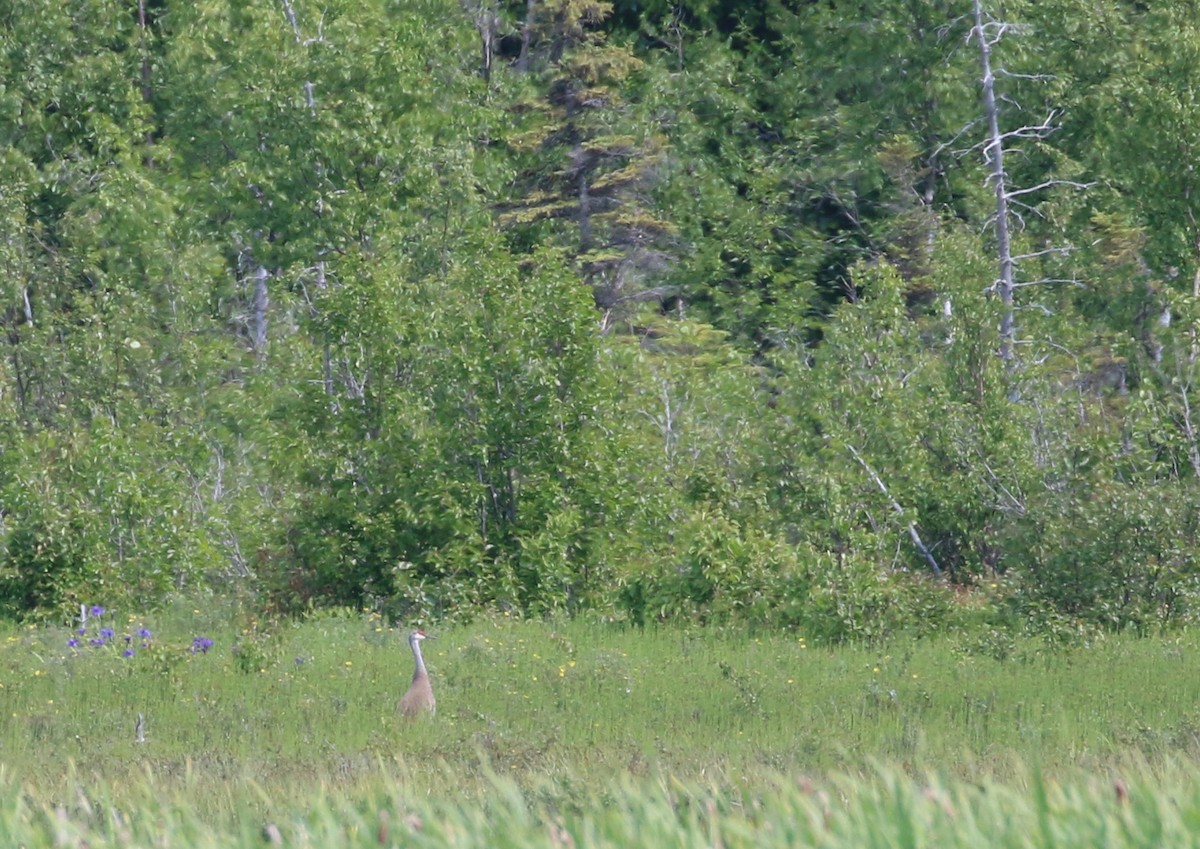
410,637,428,682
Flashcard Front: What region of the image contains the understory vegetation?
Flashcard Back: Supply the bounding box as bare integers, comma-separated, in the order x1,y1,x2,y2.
2,0,1200,640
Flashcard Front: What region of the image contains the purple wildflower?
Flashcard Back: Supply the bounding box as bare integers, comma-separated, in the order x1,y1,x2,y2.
77,627,87,636
68,638,80,648
123,648,135,658
89,638,105,648
89,605,105,617
191,636,214,654
137,628,152,639
100,628,114,640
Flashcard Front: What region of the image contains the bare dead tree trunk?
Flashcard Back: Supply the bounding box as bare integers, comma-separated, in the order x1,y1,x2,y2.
970,1,1090,387
1177,378,1200,478
250,264,269,356
481,18,495,82
517,0,536,72
7,289,30,416
576,161,592,251
466,0,500,82
972,0,1016,367
137,0,153,105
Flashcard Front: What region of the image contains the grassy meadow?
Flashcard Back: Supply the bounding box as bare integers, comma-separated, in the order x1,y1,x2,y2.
4,605,1200,846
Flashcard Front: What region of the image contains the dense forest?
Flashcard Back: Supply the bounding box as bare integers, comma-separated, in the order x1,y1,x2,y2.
1,0,1199,639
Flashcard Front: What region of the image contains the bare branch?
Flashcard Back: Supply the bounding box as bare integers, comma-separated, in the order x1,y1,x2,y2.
995,70,1057,81
1004,180,1092,201
1011,277,1084,288
1011,245,1077,261
998,124,1059,142
968,19,1030,47
932,119,983,159
1006,200,1045,223
972,446,1027,516
1176,382,1200,477
846,444,943,579
281,0,326,45
281,0,301,40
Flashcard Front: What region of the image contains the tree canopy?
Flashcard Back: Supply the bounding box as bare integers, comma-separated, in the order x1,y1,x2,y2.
0,0,1197,640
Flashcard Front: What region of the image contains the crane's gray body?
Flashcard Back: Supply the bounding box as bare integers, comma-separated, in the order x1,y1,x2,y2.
400,630,436,717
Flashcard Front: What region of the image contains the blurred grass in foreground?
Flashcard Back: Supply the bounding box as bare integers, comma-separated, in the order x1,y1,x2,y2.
2,759,1199,848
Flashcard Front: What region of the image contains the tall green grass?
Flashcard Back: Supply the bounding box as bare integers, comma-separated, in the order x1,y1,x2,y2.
4,607,1200,844
5,610,1200,789
4,760,1200,848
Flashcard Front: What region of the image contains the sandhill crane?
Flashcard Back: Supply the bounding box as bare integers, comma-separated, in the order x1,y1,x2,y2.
399,629,435,717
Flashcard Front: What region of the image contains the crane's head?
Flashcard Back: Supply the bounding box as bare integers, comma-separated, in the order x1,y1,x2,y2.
408,628,429,644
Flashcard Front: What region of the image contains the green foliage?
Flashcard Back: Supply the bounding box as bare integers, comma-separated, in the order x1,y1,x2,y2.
1047,1,1200,276
272,241,609,617
0,419,215,618
1003,480,1200,632
793,548,956,645
5,0,1200,642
